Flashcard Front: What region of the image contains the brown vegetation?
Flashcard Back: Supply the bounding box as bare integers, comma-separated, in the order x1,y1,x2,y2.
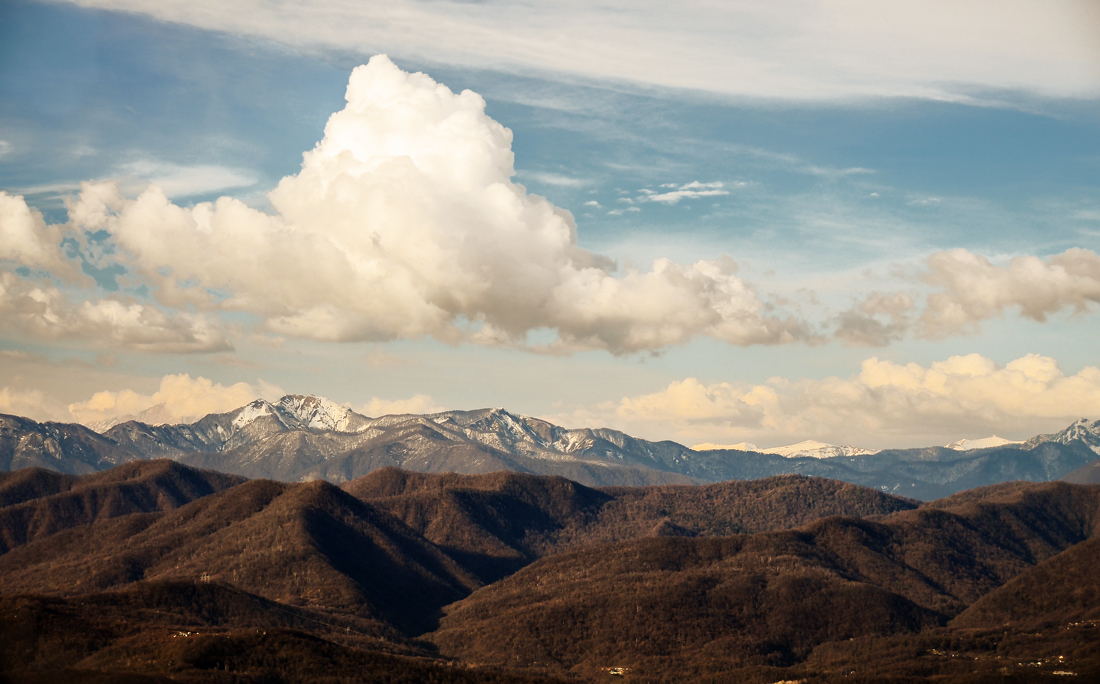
1,462,1098,682
429,481,1100,680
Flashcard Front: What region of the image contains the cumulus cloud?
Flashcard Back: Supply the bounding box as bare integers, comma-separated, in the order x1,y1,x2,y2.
834,292,915,346
61,56,804,354
68,373,277,426
358,394,444,416
0,192,77,276
612,353,1100,448
0,271,231,353
639,181,730,205
921,248,1100,337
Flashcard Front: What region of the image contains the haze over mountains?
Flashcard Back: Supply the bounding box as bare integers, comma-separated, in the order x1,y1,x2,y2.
2,395,1099,498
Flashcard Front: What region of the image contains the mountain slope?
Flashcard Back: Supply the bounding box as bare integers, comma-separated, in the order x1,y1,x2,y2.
0,582,559,684
343,469,918,583
428,481,1100,679
0,414,135,473
1027,417,1100,453
0,476,480,634
2,462,1098,682
0,460,244,554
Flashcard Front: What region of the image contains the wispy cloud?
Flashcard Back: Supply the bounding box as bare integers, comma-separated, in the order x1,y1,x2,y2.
65,1,1100,103
638,181,732,204
115,159,258,198
517,171,590,188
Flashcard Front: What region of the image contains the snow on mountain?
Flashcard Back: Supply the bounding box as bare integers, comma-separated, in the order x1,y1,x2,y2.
1026,418,1100,454
694,439,876,459
276,395,367,432
231,400,274,429
760,440,878,459
945,435,1023,451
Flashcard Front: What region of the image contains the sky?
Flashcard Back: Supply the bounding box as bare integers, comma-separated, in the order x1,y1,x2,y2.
1,0,1099,449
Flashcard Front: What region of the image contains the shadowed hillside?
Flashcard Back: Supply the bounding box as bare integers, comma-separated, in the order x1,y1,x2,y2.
0,582,561,684
0,475,480,634
2,463,1099,682
343,468,918,582
429,481,1100,680
0,460,245,554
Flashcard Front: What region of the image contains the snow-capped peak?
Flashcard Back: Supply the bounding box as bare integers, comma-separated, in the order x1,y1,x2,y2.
1026,417,1100,454
277,395,360,432
945,435,1022,451
232,400,273,429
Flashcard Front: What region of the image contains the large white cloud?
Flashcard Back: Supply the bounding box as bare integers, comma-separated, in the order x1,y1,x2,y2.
608,353,1100,448
64,56,804,354
67,1,1100,102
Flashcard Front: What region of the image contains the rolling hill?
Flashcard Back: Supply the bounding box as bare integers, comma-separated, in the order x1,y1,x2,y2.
1,460,1098,682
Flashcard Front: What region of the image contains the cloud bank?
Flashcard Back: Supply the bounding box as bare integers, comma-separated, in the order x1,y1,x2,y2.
611,353,1100,448
67,373,276,427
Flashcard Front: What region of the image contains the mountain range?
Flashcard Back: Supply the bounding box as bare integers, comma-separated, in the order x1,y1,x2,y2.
1,459,1098,682
3,395,1099,498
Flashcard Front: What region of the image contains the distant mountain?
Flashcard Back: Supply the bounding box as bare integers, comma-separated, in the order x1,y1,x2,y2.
1061,458,1100,484
759,439,877,458
693,439,876,458
1027,417,1100,453
89,402,189,432
2,398,1099,497
0,413,133,473
945,435,1022,450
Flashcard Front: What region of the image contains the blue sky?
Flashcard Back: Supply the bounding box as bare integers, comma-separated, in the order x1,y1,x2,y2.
2,0,1099,448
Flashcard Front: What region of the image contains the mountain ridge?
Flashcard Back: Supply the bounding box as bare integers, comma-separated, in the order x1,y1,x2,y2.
3,397,1099,497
